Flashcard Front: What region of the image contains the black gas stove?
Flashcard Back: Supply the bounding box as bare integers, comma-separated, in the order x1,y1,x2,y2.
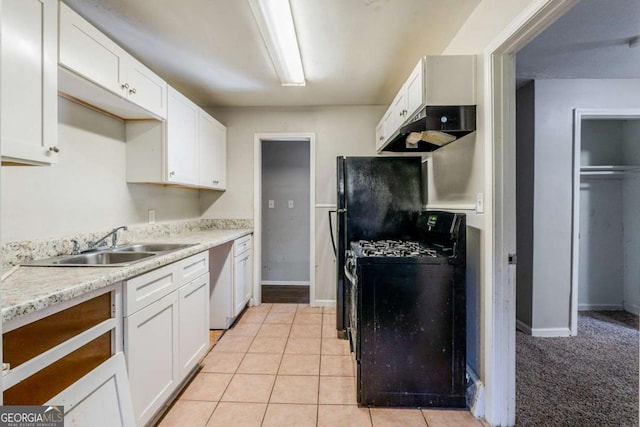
345,211,467,408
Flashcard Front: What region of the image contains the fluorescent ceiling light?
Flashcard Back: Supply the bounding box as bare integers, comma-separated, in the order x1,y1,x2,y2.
248,0,306,86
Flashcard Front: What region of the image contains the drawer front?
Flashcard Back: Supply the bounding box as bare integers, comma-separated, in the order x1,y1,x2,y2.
124,263,179,316
179,251,209,284
234,235,252,256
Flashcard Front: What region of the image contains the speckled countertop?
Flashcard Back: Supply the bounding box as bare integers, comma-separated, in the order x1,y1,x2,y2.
2,228,252,324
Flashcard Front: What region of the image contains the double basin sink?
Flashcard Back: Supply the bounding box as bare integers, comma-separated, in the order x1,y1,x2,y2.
23,243,197,267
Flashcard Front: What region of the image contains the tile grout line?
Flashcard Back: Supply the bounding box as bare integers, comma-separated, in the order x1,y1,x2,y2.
209,305,271,424
262,304,295,426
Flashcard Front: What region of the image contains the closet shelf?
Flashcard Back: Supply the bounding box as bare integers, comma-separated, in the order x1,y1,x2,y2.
580,165,640,177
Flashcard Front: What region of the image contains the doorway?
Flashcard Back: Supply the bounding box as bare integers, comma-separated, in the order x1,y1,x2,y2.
253,133,316,306
571,110,640,332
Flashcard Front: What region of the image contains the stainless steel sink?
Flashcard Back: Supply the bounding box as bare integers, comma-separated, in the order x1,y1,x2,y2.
22,242,197,267
57,251,156,265
24,251,156,267
114,243,196,253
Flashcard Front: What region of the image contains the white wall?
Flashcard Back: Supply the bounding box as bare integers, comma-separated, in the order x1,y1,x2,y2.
0,98,201,243
201,106,384,304
524,80,640,331
433,0,540,383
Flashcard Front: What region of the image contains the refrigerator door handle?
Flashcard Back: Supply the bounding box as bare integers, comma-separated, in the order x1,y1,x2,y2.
328,210,337,257
329,208,347,257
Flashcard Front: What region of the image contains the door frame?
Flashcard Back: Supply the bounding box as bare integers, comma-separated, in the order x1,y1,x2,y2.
485,0,577,425
570,108,640,335
252,132,316,306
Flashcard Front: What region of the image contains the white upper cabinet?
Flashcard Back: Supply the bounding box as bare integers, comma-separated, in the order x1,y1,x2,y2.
126,86,227,190
375,119,385,151
391,89,407,132
1,0,59,165
404,59,425,120
58,2,167,120
199,110,227,190
376,55,475,151
166,87,199,185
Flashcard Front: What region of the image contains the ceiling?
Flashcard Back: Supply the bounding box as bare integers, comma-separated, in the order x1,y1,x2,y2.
63,0,480,108
516,0,640,81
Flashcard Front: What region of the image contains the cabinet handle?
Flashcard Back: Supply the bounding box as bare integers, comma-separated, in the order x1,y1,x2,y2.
379,136,383,141
129,88,137,94
169,171,175,177
121,83,129,90
212,180,219,184
48,146,60,153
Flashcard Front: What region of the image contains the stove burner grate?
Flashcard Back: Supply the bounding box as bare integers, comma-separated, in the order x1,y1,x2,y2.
357,240,438,258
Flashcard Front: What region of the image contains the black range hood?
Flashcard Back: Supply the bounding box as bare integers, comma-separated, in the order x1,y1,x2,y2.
382,105,477,152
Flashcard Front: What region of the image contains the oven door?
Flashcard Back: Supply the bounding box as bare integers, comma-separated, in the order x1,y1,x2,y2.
344,256,358,356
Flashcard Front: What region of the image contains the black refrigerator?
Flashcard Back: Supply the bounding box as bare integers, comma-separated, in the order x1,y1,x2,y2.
331,156,423,339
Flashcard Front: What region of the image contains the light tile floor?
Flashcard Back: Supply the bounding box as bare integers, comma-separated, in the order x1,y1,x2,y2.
158,303,485,427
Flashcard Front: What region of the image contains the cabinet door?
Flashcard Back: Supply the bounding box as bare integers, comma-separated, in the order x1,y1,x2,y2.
375,118,385,151
233,254,248,317
125,291,179,426
59,3,126,97
382,107,395,146
242,250,253,305
166,87,199,185
124,55,168,119
199,111,227,190
178,275,210,378
391,89,407,130
47,353,136,427
405,59,424,120
1,0,58,165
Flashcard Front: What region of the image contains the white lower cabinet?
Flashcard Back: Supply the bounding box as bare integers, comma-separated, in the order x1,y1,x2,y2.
210,235,253,329
233,242,253,317
47,353,136,427
123,251,210,426
178,274,210,379
125,291,179,426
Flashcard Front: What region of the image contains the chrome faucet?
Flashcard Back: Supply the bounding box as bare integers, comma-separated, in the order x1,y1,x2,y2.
87,226,128,251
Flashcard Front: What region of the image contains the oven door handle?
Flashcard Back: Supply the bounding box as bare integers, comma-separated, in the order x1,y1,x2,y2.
344,263,356,285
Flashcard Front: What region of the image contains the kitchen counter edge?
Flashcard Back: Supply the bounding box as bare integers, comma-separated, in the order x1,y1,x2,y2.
1,229,252,324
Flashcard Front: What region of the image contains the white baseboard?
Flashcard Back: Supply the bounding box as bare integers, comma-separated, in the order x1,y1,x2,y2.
466,365,484,419
578,303,624,311
311,299,335,307
624,303,640,315
531,327,571,337
261,281,310,286
516,319,532,335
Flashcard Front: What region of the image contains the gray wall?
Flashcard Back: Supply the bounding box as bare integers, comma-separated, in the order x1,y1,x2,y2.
623,121,640,314
516,79,640,333
261,140,310,282
578,120,626,310
515,81,535,328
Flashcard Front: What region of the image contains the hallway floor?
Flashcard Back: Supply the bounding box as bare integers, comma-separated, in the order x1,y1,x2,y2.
158,304,484,427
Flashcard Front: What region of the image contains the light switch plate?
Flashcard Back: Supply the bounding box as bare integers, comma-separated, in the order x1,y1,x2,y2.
288,200,294,208
268,200,275,209
476,193,484,214
148,209,156,224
